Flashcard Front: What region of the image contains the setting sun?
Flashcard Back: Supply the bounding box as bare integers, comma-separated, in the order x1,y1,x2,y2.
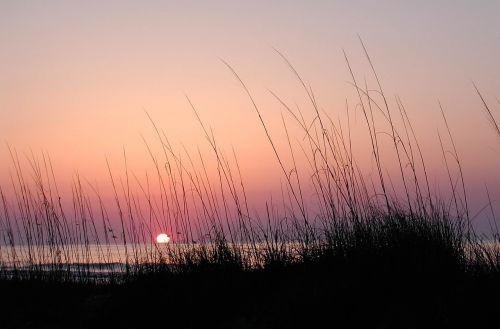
156,233,171,244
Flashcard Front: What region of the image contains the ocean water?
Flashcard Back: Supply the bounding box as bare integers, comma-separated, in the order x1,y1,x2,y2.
0,243,180,278
0,241,295,279
1,240,498,280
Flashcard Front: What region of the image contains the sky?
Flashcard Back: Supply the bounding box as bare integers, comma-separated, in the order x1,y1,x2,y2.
1,0,499,233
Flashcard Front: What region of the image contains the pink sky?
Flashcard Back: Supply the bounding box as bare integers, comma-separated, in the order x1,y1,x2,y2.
1,1,499,233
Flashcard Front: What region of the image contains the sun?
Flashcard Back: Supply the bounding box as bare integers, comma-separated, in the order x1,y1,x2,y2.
156,233,171,244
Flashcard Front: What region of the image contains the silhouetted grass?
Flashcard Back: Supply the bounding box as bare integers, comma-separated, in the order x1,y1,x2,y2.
0,43,499,328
